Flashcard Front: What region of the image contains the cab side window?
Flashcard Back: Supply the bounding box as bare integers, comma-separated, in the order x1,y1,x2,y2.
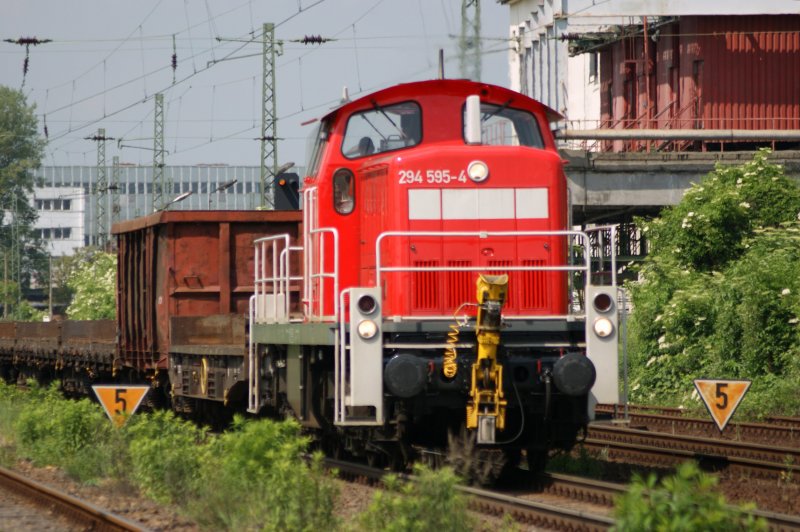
342,101,421,159
333,169,355,215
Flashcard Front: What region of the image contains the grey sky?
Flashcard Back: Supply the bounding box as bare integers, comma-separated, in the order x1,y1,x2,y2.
1,0,510,169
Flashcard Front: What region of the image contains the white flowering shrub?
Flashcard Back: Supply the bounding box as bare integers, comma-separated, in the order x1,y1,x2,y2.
642,149,800,271
65,251,116,320
627,150,800,416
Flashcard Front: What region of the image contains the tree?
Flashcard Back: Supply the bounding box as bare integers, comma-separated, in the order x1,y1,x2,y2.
65,251,116,320
0,85,46,318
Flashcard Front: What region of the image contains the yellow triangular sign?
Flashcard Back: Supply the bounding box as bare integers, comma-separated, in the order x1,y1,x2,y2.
92,385,149,427
693,379,751,432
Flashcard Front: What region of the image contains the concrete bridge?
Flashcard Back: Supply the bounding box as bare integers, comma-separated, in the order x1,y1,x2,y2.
563,150,800,225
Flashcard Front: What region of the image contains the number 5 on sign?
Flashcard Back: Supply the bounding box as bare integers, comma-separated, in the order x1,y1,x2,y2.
693,379,751,433
92,385,149,427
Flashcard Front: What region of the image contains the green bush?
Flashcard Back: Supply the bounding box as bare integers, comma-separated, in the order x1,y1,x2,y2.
0,381,28,465
356,463,475,532
627,150,800,414
642,149,800,272
613,461,766,531
13,382,113,482
189,416,339,532
124,409,208,505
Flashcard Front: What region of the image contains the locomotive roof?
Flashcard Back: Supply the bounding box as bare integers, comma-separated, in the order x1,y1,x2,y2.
322,78,563,124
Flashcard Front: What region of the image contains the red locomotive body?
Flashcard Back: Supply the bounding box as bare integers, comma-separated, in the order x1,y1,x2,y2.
304,80,569,318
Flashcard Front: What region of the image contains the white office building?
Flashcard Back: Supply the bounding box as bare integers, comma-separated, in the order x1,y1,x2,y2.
32,165,300,256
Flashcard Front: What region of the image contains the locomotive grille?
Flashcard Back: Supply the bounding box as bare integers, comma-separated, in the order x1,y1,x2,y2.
520,259,547,309
413,260,440,310
446,260,472,310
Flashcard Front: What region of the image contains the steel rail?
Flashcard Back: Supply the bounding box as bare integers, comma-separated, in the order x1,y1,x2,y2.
595,405,800,443
543,472,800,531
325,457,613,530
583,435,800,480
589,425,800,465
0,466,149,531
325,457,800,530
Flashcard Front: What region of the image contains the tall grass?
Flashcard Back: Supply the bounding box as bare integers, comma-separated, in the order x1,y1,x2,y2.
356,463,476,532
1,384,340,530
12,382,114,482
189,416,339,531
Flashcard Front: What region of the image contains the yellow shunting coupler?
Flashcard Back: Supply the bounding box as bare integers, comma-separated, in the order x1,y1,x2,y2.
466,274,509,444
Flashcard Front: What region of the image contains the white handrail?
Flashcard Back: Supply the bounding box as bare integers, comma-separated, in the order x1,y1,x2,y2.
374,228,617,319
253,234,292,323
247,295,258,413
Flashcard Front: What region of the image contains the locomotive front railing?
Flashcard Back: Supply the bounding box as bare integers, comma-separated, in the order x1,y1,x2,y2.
253,234,301,324
374,229,617,321
303,187,340,322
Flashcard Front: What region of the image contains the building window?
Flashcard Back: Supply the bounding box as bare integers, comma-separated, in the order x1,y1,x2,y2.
40,227,73,240
589,53,598,82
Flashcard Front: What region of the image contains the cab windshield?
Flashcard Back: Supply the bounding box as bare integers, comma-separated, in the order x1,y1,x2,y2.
463,102,544,148
342,101,421,159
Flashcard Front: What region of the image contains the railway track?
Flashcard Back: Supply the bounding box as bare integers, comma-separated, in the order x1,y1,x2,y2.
0,466,148,531
326,457,614,530
585,425,800,480
328,458,800,531
598,404,800,428
596,404,800,445
540,472,800,531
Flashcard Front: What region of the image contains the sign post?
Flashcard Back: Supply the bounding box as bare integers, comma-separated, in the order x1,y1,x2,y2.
693,379,751,432
92,385,150,427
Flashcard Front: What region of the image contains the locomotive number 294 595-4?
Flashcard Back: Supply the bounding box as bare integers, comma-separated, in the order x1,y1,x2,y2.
398,169,468,185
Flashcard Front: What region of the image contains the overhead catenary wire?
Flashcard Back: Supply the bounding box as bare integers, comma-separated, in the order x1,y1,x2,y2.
40,37,512,161
40,0,331,153
16,0,506,167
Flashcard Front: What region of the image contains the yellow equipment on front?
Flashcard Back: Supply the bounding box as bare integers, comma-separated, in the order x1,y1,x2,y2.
466,274,508,444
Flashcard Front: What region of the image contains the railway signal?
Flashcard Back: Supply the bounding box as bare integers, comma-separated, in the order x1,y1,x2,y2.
694,379,752,432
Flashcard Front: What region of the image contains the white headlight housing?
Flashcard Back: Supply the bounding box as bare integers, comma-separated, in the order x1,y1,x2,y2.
357,319,378,339
467,160,489,182
593,317,615,338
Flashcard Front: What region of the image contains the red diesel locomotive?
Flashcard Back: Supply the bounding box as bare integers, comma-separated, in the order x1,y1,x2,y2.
0,78,619,475
245,78,620,471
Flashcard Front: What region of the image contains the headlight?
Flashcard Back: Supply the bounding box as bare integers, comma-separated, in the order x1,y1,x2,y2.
357,294,378,315
467,160,489,182
593,317,615,338
357,319,378,339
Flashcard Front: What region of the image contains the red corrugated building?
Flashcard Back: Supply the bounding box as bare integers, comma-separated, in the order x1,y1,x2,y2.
593,15,800,151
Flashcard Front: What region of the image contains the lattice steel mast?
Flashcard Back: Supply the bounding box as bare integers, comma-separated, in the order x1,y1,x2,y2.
260,23,279,209
459,0,482,81
152,93,167,211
